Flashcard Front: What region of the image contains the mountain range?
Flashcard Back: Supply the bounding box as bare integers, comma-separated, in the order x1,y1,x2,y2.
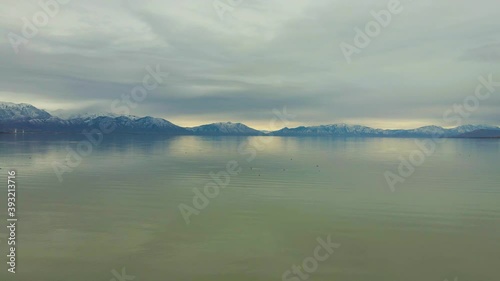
1,102,499,138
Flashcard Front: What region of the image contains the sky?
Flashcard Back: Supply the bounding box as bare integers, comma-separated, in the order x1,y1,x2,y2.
0,0,499,130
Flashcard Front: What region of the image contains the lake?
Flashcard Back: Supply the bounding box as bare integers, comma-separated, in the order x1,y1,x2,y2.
0,135,499,281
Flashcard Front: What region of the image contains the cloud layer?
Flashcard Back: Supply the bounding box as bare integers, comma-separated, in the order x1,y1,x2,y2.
1,0,499,129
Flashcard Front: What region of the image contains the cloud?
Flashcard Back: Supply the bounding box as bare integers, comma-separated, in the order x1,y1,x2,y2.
461,43,500,62
0,0,499,129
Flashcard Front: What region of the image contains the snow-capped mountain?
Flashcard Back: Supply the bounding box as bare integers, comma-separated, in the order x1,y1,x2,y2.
52,110,143,121
456,129,500,138
384,125,447,137
272,124,500,138
447,125,500,136
54,112,123,120
73,116,188,134
1,102,499,137
0,102,52,121
0,102,187,134
272,124,384,137
188,122,263,136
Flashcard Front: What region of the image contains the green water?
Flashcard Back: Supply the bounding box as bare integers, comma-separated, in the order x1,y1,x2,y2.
0,135,499,281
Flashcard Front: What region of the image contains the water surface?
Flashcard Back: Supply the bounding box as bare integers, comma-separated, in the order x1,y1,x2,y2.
0,135,499,281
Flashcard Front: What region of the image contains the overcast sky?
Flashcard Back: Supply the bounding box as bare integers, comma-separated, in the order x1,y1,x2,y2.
0,0,499,129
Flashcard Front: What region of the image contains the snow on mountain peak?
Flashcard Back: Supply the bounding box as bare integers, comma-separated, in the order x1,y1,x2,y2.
0,101,52,120
51,110,140,120
2,101,499,136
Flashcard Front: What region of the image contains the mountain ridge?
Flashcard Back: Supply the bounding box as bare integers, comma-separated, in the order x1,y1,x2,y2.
188,122,263,136
1,102,498,137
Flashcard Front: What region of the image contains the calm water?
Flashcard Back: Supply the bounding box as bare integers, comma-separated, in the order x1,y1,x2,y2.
0,135,499,281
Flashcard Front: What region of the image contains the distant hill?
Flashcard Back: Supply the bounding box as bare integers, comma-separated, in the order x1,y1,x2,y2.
188,122,263,136
1,101,499,137
271,124,500,138
272,124,384,137
455,129,500,138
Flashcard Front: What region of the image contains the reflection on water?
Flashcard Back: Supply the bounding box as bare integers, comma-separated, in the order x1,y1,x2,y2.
0,135,499,281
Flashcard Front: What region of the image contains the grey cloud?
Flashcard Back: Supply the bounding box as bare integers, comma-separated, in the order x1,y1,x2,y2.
0,0,499,129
